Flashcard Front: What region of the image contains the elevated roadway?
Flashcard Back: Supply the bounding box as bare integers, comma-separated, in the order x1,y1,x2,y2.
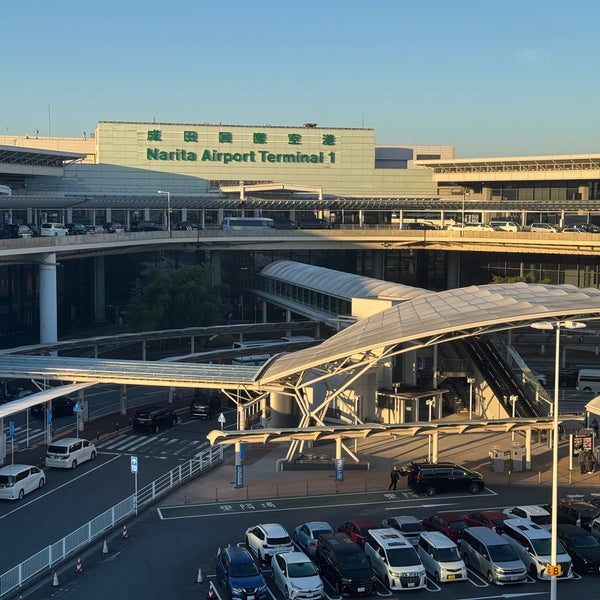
0,227,600,265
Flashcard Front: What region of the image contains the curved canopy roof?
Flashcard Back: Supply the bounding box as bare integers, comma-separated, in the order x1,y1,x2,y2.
260,260,432,301
258,282,600,384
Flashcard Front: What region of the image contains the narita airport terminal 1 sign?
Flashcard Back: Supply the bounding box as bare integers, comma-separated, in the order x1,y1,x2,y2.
145,127,338,165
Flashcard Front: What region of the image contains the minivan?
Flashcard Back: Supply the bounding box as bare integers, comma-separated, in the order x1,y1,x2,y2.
40,222,68,236
501,518,573,580
363,528,426,590
132,406,177,433
46,437,97,469
0,464,45,501
417,531,466,583
460,526,527,584
314,532,376,596
490,220,520,232
405,461,484,496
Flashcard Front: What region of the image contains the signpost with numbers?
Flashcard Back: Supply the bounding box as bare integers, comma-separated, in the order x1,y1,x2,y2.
131,455,139,515
546,563,562,578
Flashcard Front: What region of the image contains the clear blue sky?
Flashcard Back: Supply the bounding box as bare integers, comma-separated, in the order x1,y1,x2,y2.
2,0,598,157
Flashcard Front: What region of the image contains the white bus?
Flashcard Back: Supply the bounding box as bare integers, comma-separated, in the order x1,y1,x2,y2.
222,217,274,230
576,368,600,393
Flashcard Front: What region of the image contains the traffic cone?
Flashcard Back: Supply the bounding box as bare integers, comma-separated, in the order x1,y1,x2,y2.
51,571,60,587
75,558,83,573
122,525,128,539
207,581,216,600
102,540,109,554
196,567,204,583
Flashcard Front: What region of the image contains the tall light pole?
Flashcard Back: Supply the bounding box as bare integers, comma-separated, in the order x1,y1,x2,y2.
426,398,435,461
510,395,518,441
531,319,586,600
157,190,171,236
461,189,470,237
467,377,475,420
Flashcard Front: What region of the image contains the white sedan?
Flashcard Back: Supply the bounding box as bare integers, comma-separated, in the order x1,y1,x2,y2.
271,551,324,600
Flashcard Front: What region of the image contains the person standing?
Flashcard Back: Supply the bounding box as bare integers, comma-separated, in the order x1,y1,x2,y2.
388,466,400,490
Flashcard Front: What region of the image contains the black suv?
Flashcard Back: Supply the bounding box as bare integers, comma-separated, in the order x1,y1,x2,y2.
404,461,484,497
131,220,163,232
132,406,177,433
557,499,600,530
30,396,77,419
314,532,376,596
190,392,220,419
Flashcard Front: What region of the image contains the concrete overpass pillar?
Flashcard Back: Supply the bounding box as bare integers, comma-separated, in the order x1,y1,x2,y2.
372,251,384,279
94,256,106,323
210,251,222,285
39,252,58,344
446,253,460,289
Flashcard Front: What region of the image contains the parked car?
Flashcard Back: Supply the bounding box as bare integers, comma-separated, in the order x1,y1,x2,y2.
463,510,509,533
215,546,268,600
132,406,177,433
245,523,294,563
529,222,559,233
362,528,426,590
175,221,200,231
298,218,333,230
417,531,466,583
489,220,520,232
271,550,324,600
571,223,600,233
557,524,600,574
337,518,379,549
0,464,45,500
103,222,125,233
66,223,88,235
30,396,77,420
503,505,551,530
422,512,468,543
380,515,425,547
402,221,437,230
502,518,573,580
40,222,68,236
16,224,33,238
85,224,106,234
460,526,527,585
556,498,600,530
313,532,376,596
131,220,163,232
0,224,20,239
404,461,484,496
272,219,299,230
463,223,495,231
293,521,334,556
45,437,97,469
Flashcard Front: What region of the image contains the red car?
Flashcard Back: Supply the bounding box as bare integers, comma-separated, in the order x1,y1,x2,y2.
463,510,509,533
337,519,379,549
422,512,468,543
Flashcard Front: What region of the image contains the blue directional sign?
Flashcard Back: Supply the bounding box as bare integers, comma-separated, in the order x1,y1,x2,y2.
46,409,52,425
235,464,244,488
130,455,138,474
73,402,83,413
334,458,345,481
9,421,14,439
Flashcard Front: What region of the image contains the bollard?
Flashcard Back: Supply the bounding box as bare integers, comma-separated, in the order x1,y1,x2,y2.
507,470,511,485
246,485,249,500
538,470,542,484
116,421,120,431
96,429,100,441
276,482,279,498
569,471,572,485
196,567,204,583
51,571,60,587
102,540,109,554
215,487,218,503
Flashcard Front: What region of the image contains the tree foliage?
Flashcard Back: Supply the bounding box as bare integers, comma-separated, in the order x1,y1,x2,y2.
126,265,231,331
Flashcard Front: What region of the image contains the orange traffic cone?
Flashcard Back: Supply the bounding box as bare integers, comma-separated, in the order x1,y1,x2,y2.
207,581,216,600
122,525,128,539
75,558,83,573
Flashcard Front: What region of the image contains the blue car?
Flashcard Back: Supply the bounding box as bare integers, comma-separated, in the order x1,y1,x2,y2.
216,546,268,600
293,521,334,556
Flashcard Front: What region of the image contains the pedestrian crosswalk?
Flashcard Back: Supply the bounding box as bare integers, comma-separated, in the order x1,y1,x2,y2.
97,432,209,460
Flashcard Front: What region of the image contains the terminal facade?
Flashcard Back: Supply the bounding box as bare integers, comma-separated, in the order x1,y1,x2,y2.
0,121,600,346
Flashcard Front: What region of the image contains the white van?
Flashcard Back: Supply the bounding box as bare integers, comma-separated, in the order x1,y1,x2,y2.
502,518,573,580
40,222,68,236
576,368,600,393
529,222,559,233
503,505,551,530
490,220,520,232
0,464,45,500
46,437,97,469
417,531,466,583
363,528,426,590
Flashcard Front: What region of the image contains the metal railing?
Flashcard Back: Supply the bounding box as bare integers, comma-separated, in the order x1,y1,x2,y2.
0,444,223,598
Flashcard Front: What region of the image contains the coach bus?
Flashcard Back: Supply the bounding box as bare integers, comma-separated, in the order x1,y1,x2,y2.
222,217,274,230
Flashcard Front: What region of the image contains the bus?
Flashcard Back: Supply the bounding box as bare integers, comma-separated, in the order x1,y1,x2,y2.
222,217,274,230
576,368,600,393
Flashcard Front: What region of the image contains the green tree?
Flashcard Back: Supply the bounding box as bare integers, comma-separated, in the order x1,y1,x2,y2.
126,265,230,331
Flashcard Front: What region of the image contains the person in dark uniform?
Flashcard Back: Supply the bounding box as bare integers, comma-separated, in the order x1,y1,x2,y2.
388,466,400,490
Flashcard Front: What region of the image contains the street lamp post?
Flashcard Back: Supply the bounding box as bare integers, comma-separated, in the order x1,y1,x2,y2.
531,319,586,600
467,377,475,419
461,189,470,237
157,190,171,236
426,398,436,461
510,395,518,441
